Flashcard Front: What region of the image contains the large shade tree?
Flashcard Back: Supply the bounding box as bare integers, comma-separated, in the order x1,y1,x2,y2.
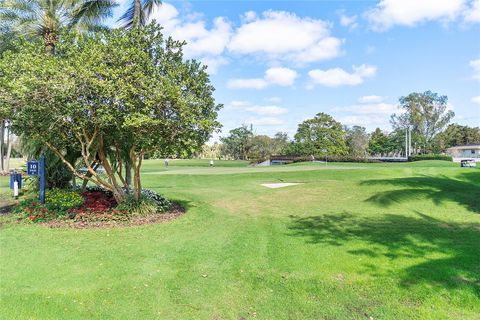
220,125,254,160
390,91,454,152
291,112,348,156
346,126,369,157
0,24,221,202
0,0,117,54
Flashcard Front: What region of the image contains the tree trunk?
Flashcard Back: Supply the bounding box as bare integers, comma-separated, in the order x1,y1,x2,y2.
129,148,143,200
81,162,100,192
133,0,142,26
97,136,125,203
43,31,56,55
125,162,132,191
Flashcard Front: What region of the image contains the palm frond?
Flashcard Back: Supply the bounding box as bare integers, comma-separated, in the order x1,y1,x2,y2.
141,0,160,20
118,0,161,28
117,0,134,28
69,0,117,27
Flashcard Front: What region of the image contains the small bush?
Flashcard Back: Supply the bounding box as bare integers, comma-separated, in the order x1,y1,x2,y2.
117,195,158,216
45,188,83,217
13,199,51,223
85,186,171,212
408,154,452,162
139,189,172,212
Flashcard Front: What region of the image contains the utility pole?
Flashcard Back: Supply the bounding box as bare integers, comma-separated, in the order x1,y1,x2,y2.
405,128,408,159
408,127,412,156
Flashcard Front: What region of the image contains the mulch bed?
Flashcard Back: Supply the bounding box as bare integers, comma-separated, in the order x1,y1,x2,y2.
30,203,184,229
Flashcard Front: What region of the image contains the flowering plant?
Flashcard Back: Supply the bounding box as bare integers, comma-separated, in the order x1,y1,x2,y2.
45,188,83,216
13,200,50,223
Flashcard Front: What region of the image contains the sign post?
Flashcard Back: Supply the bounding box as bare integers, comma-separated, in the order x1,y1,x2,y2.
27,157,46,204
39,155,46,204
27,160,39,176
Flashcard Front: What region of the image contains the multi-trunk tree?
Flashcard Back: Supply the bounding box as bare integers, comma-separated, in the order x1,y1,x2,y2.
0,24,221,202
390,91,454,152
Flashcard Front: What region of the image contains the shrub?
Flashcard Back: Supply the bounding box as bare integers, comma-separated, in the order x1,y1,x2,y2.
85,186,171,212
117,195,158,216
408,154,452,162
13,199,51,223
139,189,172,212
81,191,117,212
286,155,380,163
45,188,84,217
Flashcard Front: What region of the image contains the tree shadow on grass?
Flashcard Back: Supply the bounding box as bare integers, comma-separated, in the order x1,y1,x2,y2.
360,171,480,213
288,211,480,296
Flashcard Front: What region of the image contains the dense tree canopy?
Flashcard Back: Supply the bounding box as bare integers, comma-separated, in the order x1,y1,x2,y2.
0,24,221,201
220,125,254,160
291,113,348,156
346,126,369,157
432,124,480,152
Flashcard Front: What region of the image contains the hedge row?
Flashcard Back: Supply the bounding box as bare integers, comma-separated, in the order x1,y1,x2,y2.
408,154,452,162
291,155,381,163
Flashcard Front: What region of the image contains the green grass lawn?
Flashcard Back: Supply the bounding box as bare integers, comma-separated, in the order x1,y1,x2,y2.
1,160,479,319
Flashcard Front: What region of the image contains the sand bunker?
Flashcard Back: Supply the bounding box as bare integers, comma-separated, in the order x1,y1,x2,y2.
261,183,302,189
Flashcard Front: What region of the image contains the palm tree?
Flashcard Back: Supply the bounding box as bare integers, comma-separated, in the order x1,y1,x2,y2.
118,0,161,28
0,0,117,54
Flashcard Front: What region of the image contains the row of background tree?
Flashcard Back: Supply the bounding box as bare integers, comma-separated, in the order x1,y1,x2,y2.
204,91,480,161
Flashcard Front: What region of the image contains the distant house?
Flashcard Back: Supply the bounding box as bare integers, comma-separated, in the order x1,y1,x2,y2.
446,144,480,162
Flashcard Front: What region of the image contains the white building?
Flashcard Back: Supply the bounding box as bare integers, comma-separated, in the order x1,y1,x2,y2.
446,144,480,162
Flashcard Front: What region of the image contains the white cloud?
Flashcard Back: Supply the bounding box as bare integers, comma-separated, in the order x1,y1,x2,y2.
148,3,232,74
228,67,298,89
148,5,346,71
331,96,399,129
228,101,288,116
242,11,257,22
332,102,398,115
470,59,480,80
365,0,466,31
266,96,282,103
471,96,480,104
264,67,298,86
464,0,480,22
228,10,343,63
308,64,377,87
200,57,229,74
340,14,358,29
337,115,390,128
358,95,384,103
248,117,285,126
227,78,268,90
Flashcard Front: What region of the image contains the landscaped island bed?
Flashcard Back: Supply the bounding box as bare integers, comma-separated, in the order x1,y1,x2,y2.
0,160,479,319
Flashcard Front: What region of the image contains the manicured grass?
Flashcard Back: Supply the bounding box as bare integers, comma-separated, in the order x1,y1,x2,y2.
1,160,479,319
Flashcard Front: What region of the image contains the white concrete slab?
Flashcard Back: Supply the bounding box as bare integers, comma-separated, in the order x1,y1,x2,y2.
261,183,302,189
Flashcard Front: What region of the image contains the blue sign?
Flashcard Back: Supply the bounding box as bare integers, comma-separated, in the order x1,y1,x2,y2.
27,160,39,176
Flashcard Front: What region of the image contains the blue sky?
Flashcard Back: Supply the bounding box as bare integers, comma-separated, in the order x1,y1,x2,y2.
108,0,480,139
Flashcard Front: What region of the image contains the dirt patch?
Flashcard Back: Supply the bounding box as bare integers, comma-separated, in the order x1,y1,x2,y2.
43,203,185,229
260,182,302,189
0,196,14,215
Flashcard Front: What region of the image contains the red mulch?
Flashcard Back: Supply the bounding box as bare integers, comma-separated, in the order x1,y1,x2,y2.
43,203,185,229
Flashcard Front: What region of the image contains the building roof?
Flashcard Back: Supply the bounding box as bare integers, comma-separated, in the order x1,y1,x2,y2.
446,144,480,150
